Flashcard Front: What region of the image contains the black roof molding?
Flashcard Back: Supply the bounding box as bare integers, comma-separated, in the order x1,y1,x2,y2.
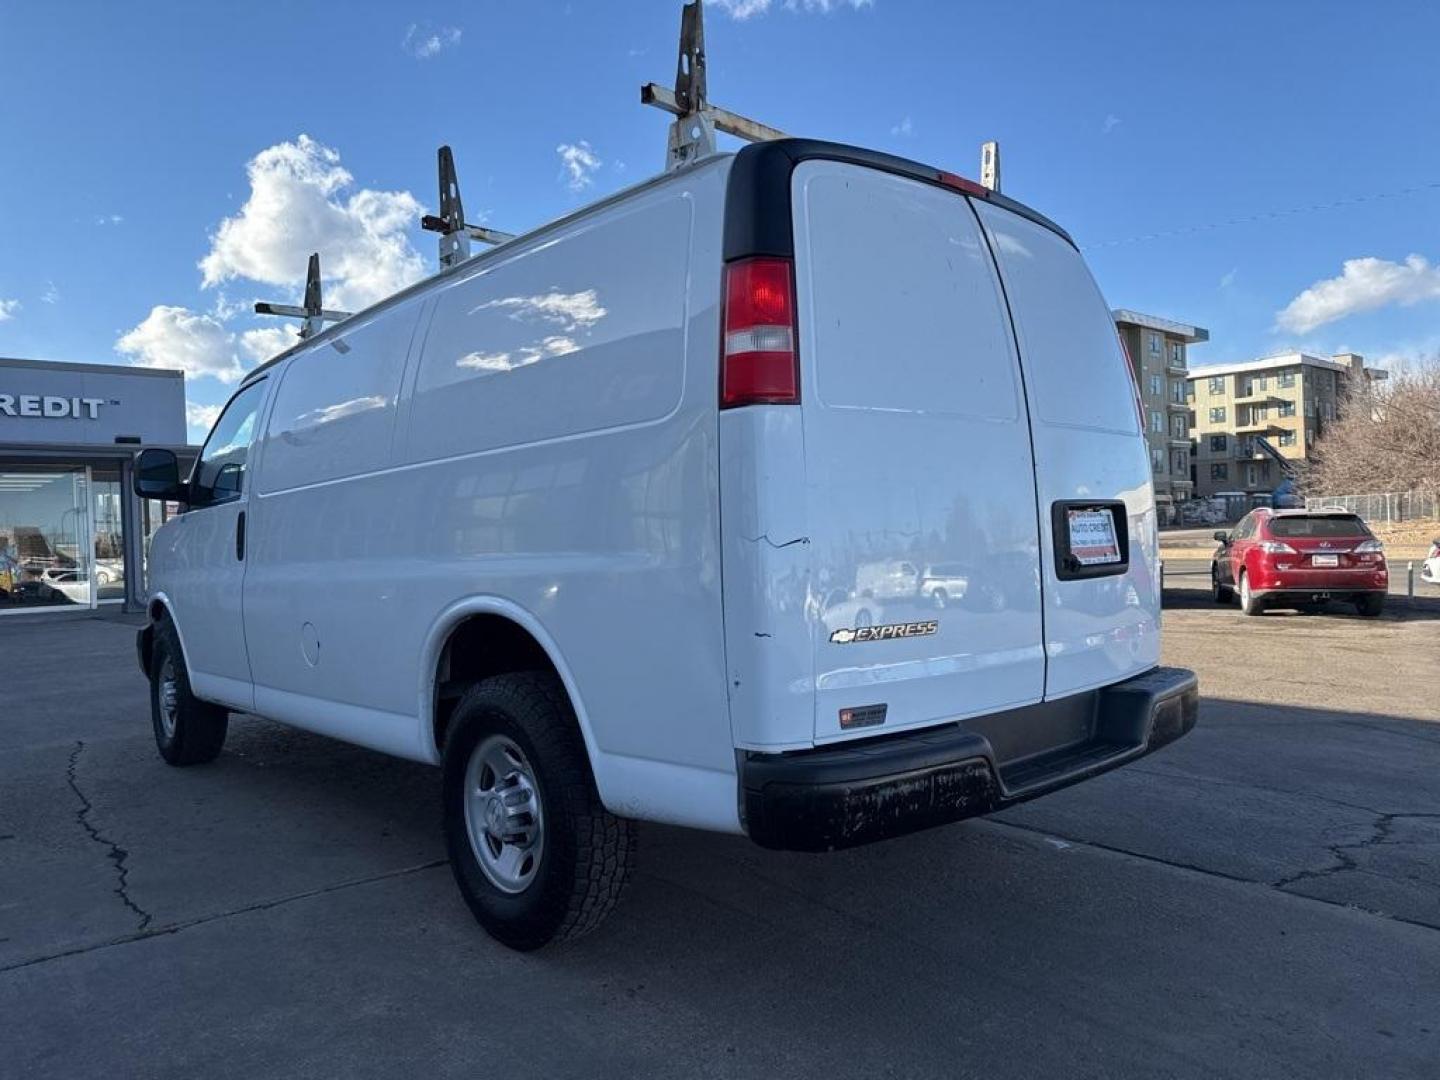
723,138,1074,261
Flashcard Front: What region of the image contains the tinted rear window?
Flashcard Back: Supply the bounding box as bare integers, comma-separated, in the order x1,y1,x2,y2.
1269,515,1368,537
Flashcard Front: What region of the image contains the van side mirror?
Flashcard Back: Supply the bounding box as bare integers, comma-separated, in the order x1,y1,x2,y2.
134,448,187,501
1212,530,1230,544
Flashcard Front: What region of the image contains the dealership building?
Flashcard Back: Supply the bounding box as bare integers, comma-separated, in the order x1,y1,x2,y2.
0,356,195,615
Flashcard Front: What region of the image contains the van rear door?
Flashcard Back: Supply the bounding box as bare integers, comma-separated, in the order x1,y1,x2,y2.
790,160,1046,742
973,203,1161,698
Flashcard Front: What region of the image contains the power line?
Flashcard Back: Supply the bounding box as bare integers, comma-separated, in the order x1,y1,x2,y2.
1080,180,1440,251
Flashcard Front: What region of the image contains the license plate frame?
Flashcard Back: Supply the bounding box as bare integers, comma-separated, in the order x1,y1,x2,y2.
1051,500,1130,581
1312,553,1339,567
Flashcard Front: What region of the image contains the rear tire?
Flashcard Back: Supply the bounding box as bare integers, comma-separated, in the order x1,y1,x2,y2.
149,617,229,765
442,672,635,951
1356,593,1385,617
1211,568,1230,604
1239,572,1263,616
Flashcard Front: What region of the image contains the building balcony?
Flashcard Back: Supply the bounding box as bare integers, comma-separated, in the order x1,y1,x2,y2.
1233,419,1287,435
1165,362,1188,376
1167,436,1193,448
1167,399,1190,411
1234,392,1290,405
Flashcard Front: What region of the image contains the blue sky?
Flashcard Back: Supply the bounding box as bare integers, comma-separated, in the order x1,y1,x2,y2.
2,0,1438,439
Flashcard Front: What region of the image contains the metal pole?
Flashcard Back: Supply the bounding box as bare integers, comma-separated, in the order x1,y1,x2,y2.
1408,562,1415,599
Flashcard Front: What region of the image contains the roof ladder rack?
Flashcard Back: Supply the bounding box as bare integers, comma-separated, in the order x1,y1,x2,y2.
641,0,787,172
980,140,1001,193
253,253,352,340
420,146,515,269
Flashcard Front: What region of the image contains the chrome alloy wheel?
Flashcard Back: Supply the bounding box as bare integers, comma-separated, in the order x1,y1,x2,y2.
158,657,179,738
463,734,545,894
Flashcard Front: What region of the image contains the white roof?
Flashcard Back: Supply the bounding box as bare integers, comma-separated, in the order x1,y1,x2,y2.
1188,352,1352,380
1112,309,1209,344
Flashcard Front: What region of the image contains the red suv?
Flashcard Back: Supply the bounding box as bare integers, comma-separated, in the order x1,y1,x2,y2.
1211,508,1387,616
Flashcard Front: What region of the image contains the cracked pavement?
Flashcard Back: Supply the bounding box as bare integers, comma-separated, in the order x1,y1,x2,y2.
2,598,1439,1078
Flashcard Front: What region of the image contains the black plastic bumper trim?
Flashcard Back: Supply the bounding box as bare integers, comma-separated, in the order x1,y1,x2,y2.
740,666,1198,852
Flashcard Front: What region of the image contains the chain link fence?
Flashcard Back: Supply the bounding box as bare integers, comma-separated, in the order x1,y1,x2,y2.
1303,490,1439,523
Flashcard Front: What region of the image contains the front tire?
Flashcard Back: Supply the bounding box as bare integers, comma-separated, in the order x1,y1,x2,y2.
1239,572,1263,616
1356,593,1385,617
442,672,635,951
149,617,229,765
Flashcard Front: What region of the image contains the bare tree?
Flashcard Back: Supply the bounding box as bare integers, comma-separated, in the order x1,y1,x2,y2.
1304,360,1440,499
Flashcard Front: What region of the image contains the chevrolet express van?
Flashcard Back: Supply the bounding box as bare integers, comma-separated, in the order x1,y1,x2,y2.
134,139,1199,950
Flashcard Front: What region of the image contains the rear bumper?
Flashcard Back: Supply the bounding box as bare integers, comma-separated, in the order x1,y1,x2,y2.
739,666,1198,852
1250,568,1387,593
1251,586,1386,601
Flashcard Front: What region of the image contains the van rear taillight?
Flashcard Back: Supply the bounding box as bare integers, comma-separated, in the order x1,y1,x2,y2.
721,257,798,408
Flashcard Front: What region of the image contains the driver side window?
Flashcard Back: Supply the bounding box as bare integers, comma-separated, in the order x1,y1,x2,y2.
190,379,267,509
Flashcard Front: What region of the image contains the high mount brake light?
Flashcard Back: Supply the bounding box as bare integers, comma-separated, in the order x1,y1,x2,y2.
937,171,990,198
721,257,799,408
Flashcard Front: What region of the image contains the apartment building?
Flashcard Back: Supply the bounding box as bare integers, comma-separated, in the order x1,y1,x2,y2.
1187,351,1386,498
1113,310,1209,516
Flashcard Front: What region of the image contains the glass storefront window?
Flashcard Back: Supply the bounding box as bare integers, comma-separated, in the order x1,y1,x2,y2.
91,464,126,603
0,467,91,611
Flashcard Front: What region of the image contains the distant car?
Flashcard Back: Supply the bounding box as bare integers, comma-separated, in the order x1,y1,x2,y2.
1211,507,1387,617
39,567,91,605
1422,538,1440,584
853,559,920,601
918,563,968,608
94,559,124,586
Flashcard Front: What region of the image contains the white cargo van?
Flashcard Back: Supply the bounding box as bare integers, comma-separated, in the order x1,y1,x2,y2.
135,139,1198,950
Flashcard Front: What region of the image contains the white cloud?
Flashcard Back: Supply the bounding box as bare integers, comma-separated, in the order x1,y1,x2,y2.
42,282,60,305
477,289,607,332
115,305,248,383
1276,254,1440,333
239,326,296,364
186,402,222,433
95,214,124,226
1219,267,1237,289
199,134,426,312
556,141,601,192
458,335,580,375
0,299,19,321
891,116,913,137
402,23,461,59
713,0,872,15
1102,113,1122,135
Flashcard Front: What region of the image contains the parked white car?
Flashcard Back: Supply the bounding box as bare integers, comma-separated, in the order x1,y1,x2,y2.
1422,538,1440,584
39,567,90,605
134,138,1198,950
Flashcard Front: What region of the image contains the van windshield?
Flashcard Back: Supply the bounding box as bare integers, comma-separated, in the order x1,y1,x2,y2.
1269,515,1368,538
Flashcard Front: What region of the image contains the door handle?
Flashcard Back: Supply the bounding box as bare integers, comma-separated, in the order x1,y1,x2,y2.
236,511,246,561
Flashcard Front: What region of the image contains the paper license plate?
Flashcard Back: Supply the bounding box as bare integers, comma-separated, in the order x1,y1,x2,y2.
1312,554,1339,567
1067,508,1121,566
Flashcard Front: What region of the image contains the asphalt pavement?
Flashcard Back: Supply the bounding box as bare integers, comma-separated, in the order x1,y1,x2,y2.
2,599,1438,1079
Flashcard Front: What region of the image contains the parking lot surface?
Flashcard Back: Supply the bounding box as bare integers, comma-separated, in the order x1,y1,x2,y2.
3,598,1438,1079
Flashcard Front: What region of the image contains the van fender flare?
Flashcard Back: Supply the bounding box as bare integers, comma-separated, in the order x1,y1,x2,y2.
416,596,602,775
143,592,189,670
